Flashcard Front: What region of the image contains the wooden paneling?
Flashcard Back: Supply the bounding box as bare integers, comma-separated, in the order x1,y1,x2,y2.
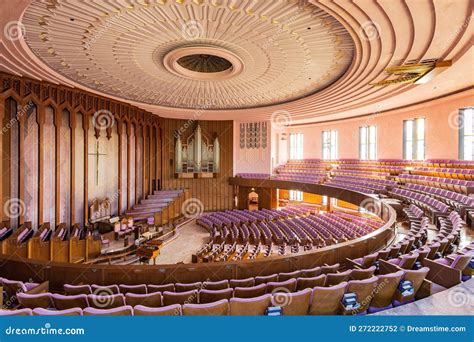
160,119,234,212
0,192,396,288
0,72,161,229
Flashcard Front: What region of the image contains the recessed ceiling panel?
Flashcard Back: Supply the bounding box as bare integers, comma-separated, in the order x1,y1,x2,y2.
22,0,354,110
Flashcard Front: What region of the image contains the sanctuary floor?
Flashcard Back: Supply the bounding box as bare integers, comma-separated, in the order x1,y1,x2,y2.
151,219,209,264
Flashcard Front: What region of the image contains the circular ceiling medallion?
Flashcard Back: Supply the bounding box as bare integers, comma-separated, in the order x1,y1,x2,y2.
22,0,354,110
162,46,244,81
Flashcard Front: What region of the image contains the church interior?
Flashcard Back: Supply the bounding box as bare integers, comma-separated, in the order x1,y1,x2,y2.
0,0,473,318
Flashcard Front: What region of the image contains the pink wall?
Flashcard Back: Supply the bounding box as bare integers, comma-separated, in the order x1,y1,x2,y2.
233,122,271,175
285,90,473,160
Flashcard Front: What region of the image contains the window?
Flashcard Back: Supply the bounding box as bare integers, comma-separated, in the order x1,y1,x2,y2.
403,118,425,160
322,130,338,160
289,133,304,160
321,196,328,206
359,125,377,160
289,190,303,201
459,107,474,160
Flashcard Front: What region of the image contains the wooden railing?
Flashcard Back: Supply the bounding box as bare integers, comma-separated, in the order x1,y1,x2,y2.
0,181,397,291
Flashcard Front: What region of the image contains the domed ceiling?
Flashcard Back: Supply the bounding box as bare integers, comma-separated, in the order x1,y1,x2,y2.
1,0,471,123
22,0,354,110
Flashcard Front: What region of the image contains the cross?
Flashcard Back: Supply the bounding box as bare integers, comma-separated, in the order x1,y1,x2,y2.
88,140,107,186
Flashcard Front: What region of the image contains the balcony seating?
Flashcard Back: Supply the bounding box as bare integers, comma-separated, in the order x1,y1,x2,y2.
233,284,267,298
308,282,347,315
343,276,379,315
367,270,405,313
392,267,430,306
396,174,474,194
163,290,198,305
296,275,327,290
175,282,202,292
229,278,255,288
182,299,229,316
3,160,474,316
0,308,33,316
300,266,321,278
229,294,272,315
203,280,229,291
134,304,181,316
33,308,83,316
1,279,41,302
321,263,340,274
147,284,175,293
255,274,278,285
278,270,301,282
91,284,120,295
17,292,53,309
52,293,89,310
265,279,297,293
325,270,352,286
275,288,312,315
83,306,133,316
87,293,126,309
349,266,377,280
199,288,234,303
119,284,147,294
125,292,163,307
388,252,419,269
64,284,92,295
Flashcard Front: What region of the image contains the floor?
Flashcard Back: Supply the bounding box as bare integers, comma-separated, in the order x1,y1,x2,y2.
152,219,210,264
372,278,474,315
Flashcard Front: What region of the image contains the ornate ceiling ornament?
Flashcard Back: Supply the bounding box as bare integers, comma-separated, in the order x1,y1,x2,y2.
22,0,354,110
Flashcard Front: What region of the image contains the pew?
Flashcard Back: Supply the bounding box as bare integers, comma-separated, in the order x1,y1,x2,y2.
51,223,70,262
27,223,52,261
3,222,33,258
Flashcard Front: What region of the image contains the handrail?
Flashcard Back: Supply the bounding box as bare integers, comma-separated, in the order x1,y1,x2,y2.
0,179,397,288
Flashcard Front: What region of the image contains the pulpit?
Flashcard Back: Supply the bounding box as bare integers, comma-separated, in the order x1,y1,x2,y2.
89,198,115,234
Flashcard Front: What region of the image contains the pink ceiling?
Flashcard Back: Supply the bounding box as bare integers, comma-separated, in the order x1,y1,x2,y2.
0,0,472,124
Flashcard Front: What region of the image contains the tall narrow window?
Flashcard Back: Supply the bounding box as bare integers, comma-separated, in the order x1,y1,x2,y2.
289,133,303,160
403,118,425,160
459,107,474,160
359,125,377,160
289,190,303,201
321,196,328,206
322,130,338,160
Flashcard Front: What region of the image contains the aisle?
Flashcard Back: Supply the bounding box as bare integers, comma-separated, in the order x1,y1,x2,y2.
152,219,209,264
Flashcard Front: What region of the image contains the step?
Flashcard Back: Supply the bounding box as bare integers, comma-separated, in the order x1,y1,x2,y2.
142,198,174,203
